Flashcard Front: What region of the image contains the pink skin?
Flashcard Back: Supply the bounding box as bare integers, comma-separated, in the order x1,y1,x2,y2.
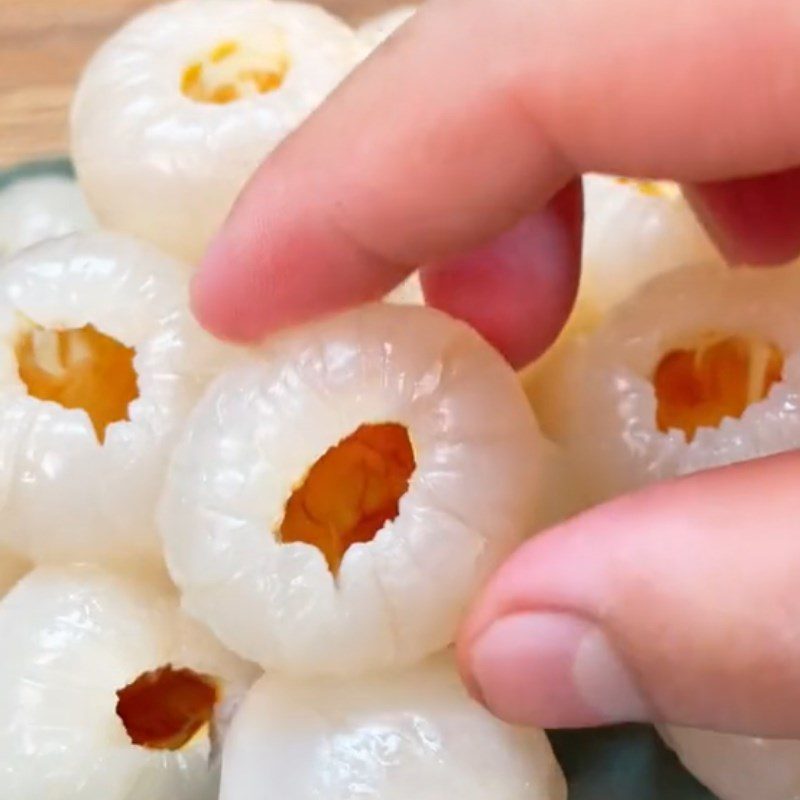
420,183,583,366
459,452,800,736
195,0,800,734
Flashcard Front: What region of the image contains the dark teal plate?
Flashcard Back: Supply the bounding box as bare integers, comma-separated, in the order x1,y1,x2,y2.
0,157,74,191
0,158,719,800
550,726,716,799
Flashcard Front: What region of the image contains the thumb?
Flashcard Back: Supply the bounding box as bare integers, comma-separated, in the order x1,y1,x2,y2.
458,450,800,736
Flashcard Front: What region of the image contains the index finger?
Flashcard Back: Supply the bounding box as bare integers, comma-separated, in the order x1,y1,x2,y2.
193,0,800,341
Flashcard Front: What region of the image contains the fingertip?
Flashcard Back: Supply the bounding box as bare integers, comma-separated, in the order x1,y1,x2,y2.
191,231,276,343
191,243,224,338
456,635,487,708
458,454,800,735
686,167,800,266
421,183,583,369
464,612,649,728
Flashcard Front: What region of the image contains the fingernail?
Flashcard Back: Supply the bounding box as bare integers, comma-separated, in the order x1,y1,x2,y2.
467,612,649,728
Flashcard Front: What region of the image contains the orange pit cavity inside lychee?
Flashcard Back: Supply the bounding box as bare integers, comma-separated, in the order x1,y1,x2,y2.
181,39,289,104
653,334,784,441
280,423,416,575
16,323,139,444
615,177,676,198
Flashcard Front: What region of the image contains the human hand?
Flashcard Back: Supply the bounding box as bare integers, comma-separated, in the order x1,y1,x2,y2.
194,0,800,736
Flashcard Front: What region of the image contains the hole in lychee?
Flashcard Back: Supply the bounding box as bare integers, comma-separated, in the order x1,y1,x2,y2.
614,177,676,198
181,39,289,104
279,423,416,575
653,334,784,442
15,323,139,444
116,664,219,751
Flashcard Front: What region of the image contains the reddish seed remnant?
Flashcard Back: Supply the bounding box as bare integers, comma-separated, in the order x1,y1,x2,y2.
116,664,219,751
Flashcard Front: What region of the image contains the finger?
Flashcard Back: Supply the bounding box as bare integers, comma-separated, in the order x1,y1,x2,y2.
194,0,800,341
684,167,800,266
458,450,800,737
193,0,571,341
420,182,582,368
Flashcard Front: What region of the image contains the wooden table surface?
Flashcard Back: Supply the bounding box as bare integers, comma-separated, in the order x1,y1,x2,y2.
0,0,400,168
1,0,157,167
